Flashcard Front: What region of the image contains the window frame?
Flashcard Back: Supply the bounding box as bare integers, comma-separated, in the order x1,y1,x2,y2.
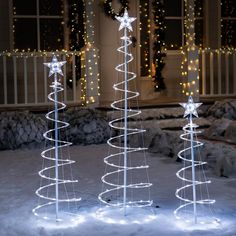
221,15,236,47
9,0,66,51
140,0,204,54
138,0,204,79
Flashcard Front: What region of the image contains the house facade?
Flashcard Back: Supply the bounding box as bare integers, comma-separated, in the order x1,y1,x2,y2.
0,0,235,108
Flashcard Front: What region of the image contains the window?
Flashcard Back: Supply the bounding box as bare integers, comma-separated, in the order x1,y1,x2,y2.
164,0,183,49
139,0,204,76
164,0,203,49
12,0,65,51
221,0,236,47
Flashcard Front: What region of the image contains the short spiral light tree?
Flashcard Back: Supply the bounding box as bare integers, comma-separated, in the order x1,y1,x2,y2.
175,96,218,225
33,56,81,222
98,10,153,217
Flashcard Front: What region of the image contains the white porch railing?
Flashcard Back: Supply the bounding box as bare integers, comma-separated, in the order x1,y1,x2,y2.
0,51,82,107
1,49,236,108
199,49,236,97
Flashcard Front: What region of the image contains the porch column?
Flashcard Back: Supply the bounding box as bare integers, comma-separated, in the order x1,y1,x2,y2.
81,0,100,107
185,0,199,100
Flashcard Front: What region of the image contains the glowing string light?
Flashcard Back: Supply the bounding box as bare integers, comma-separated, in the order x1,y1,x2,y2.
0,50,82,58
33,55,81,221
174,96,218,225
181,0,199,97
139,0,151,78
98,10,152,216
81,0,100,106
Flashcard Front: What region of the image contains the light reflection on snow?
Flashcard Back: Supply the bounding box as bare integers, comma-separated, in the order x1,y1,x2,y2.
175,217,222,231
35,214,86,229
93,207,157,225
32,206,236,236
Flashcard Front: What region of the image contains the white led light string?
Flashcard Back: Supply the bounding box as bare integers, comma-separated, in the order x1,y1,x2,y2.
33,56,81,221
98,10,153,215
174,96,219,225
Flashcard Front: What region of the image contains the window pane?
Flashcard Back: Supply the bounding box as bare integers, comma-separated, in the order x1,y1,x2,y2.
164,0,182,17
221,0,236,17
39,0,64,15
165,20,182,49
221,20,236,47
195,19,203,46
40,19,64,50
13,0,36,15
195,0,203,17
13,19,37,50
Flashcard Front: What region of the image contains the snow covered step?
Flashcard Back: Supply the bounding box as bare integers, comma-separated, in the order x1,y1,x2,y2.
128,117,211,130
107,107,205,121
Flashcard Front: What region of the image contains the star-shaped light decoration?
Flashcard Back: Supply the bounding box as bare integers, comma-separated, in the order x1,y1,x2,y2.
180,96,202,118
115,9,136,31
44,55,66,77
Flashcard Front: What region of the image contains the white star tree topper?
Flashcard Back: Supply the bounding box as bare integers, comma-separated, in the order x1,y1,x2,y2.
115,9,136,31
180,96,202,118
44,55,66,77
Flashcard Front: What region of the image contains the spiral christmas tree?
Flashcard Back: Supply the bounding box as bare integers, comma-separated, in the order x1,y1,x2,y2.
174,96,217,225
98,10,152,216
33,56,81,221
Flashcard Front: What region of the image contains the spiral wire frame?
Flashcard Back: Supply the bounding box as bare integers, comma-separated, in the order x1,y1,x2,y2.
33,60,81,221
98,17,152,214
174,113,217,225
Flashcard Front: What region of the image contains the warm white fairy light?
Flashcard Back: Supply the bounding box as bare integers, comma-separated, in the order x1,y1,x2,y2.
174,96,218,225
80,44,100,106
181,0,199,97
98,10,152,215
33,55,81,221
81,0,100,106
0,50,82,58
139,1,152,78
84,0,95,45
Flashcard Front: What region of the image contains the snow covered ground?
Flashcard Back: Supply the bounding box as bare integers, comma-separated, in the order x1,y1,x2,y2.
0,144,236,236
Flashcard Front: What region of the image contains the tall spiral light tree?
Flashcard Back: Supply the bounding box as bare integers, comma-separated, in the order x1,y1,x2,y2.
33,56,81,221
98,10,152,216
175,96,218,225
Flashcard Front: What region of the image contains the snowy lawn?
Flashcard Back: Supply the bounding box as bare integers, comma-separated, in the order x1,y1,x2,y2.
0,144,235,236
